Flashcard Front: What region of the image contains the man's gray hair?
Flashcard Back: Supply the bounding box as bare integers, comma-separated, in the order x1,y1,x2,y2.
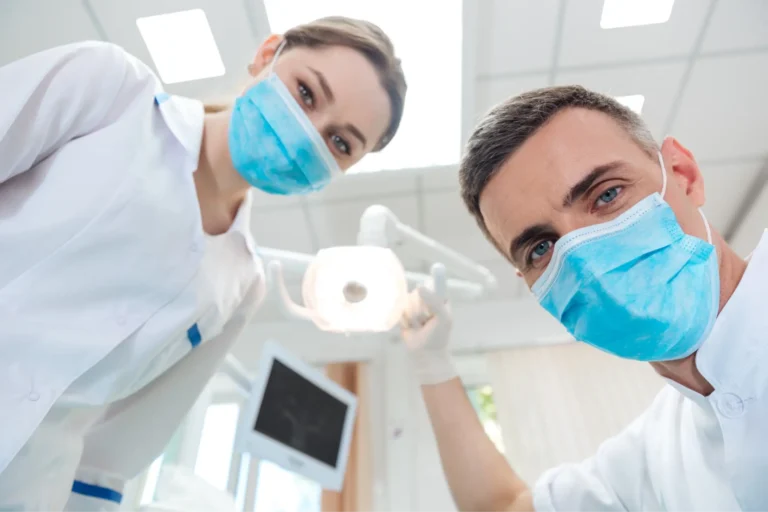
459,85,658,255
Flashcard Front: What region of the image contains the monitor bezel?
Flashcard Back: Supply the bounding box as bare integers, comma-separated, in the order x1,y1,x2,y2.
235,340,358,491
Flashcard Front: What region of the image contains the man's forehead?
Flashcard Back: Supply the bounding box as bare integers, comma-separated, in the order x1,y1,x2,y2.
477,109,648,247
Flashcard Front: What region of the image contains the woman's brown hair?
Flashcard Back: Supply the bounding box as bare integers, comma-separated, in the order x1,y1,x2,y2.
205,17,407,151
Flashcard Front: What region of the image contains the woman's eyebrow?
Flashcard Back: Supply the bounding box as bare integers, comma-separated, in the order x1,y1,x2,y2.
345,124,367,147
309,67,334,103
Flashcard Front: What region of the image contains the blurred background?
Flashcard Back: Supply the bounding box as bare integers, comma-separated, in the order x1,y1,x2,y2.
2,0,766,510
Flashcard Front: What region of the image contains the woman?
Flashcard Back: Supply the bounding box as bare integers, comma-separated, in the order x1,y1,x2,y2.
0,16,406,510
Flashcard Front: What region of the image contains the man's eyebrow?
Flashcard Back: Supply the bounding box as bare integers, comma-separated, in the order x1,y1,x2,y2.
562,161,625,208
309,67,334,103
509,223,557,264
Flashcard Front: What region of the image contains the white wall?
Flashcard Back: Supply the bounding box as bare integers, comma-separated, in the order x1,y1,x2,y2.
488,343,663,485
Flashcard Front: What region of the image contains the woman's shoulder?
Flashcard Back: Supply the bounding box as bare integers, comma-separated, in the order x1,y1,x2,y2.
47,41,160,94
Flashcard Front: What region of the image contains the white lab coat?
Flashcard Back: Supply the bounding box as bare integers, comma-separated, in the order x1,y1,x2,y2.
0,41,266,510
533,230,768,511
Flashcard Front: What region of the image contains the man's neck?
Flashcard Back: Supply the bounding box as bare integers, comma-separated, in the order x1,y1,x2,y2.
651,237,749,396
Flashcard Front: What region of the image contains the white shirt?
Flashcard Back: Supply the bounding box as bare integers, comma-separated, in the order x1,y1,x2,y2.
534,229,768,511
0,42,265,510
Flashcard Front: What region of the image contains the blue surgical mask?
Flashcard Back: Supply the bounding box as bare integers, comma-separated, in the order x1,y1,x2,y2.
531,153,720,361
228,45,341,195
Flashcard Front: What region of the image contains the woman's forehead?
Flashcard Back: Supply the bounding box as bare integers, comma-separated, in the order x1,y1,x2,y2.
281,45,391,142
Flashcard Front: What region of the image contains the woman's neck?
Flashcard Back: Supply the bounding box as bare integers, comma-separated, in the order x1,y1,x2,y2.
195,111,251,236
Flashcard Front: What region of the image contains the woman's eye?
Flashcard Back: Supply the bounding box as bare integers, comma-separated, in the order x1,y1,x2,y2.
530,240,553,261
595,186,622,207
331,134,351,155
297,82,314,108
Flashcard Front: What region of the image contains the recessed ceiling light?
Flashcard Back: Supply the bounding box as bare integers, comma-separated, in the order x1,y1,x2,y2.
136,9,225,84
263,0,462,173
615,94,646,114
600,0,675,29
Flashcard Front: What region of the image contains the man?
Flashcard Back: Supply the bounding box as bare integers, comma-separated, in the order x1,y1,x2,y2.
401,85,766,511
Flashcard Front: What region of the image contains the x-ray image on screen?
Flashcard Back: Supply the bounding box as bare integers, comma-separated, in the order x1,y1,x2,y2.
254,360,349,468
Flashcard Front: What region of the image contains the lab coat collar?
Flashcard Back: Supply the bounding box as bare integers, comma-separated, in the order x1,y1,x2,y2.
154,93,203,174
668,230,768,406
154,93,258,258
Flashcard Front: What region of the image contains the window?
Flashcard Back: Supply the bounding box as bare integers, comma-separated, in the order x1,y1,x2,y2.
194,403,240,490
138,402,241,506
466,385,505,453
253,459,321,512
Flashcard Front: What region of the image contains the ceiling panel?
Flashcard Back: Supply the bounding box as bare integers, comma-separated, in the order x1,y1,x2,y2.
422,190,499,262
558,0,710,67
701,0,768,53
308,194,419,248
250,205,315,253
307,194,428,270
305,169,418,204
421,165,461,192
89,0,260,100
555,62,687,139
475,0,560,76
474,74,550,123
699,159,764,233
730,181,768,257
670,52,768,161
0,0,101,65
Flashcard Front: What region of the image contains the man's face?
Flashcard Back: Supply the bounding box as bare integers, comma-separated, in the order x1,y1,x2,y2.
478,108,709,287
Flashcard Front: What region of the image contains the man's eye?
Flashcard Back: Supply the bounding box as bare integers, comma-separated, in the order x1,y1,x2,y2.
595,186,622,207
331,134,350,155
298,82,314,108
530,240,553,261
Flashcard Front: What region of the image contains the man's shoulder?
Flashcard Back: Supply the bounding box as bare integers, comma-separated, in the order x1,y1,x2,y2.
643,383,687,421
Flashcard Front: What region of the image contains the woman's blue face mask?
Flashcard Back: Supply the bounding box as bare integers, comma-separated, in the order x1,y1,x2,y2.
227,46,341,196
531,153,720,362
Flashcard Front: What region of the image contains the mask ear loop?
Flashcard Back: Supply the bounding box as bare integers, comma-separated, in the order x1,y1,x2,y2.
700,210,713,245
658,151,713,244
658,152,668,199
268,40,287,76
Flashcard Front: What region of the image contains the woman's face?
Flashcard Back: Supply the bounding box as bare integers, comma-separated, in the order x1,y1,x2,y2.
247,36,392,171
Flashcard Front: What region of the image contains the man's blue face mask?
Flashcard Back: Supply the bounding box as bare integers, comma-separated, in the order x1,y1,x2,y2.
228,44,341,195
531,153,720,362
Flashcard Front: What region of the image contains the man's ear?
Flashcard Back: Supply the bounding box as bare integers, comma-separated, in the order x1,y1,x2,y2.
660,136,706,207
247,34,284,77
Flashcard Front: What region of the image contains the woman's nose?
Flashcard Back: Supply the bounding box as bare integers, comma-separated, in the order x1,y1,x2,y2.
307,110,333,135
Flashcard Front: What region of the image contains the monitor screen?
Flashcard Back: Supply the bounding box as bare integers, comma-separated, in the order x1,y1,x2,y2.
254,360,349,468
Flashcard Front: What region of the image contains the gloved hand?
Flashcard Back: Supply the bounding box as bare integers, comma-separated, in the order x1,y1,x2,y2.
400,264,458,385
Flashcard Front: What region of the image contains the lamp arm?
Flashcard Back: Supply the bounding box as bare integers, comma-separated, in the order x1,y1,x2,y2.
357,205,497,291
267,260,316,323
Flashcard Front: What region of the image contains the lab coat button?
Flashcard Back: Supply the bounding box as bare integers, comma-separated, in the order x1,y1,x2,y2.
28,391,40,402
717,393,744,418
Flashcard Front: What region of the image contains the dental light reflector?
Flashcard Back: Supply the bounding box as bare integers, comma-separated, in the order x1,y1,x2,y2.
301,246,408,333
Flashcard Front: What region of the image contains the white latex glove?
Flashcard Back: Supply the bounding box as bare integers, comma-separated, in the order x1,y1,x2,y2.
400,264,458,385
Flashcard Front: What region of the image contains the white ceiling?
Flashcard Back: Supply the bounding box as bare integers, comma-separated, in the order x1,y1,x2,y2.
1,0,766,345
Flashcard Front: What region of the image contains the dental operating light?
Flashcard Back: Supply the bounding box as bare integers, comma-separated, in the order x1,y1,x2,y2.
269,246,408,333
266,205,495,333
